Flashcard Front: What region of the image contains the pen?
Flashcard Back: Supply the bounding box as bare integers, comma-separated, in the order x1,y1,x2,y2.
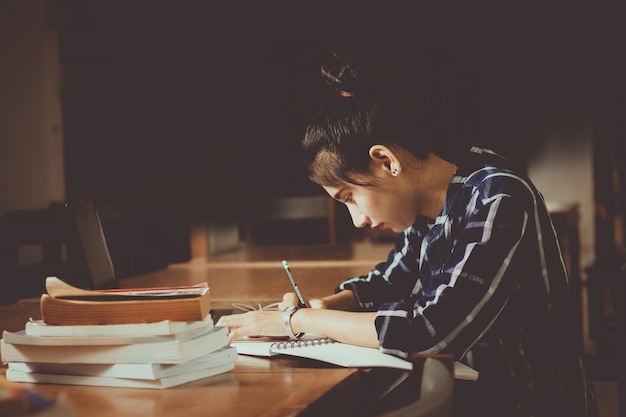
282,260,306,308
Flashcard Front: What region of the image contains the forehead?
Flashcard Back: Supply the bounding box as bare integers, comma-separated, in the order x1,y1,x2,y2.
322,184,346,200
323,181,370,201
310,151,345,187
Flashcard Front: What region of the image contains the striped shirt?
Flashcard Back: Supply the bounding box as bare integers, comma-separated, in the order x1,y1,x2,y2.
338,152,597,416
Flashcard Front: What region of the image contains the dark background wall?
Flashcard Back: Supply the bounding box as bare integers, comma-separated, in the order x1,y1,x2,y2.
52,2,602,211
2,1,623,285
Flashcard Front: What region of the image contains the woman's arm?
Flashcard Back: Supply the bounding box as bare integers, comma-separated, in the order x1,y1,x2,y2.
280,289,358,311
376,180,533,357
218,289,378,347
217,307,379,348
320,289,360,310
292,308,379,347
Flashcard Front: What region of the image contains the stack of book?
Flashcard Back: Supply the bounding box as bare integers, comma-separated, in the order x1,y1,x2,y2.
0,277,236,389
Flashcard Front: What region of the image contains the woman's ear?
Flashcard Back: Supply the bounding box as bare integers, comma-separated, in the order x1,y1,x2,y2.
369,145,400,176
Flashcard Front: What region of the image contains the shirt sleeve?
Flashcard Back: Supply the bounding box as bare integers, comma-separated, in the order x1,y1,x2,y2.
335,216,430,311
376,185,532,359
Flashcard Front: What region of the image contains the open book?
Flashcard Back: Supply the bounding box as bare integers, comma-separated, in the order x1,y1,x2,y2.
40,277,211,325
231,337,478,381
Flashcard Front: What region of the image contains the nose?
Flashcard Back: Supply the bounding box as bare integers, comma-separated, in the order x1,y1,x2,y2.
348,206,368,228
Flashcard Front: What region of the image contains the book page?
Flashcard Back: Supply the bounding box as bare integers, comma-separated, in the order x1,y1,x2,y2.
271,341,413,370
231,338,478,380
45,277,208,300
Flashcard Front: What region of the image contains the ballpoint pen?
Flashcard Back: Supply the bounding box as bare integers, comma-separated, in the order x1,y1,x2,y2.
282,260,306,308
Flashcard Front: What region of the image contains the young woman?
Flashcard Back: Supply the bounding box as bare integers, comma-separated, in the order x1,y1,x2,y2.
217,50,597,417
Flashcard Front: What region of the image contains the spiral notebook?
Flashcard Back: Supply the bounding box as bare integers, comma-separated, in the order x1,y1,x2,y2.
231,337,478,381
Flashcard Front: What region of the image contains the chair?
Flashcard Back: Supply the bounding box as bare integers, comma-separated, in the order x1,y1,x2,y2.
365,354,454,417
612,260,625,417
245,194,337,246
0,204,81,304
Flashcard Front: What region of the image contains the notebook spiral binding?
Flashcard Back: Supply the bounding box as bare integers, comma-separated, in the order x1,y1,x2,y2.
270,337,336,350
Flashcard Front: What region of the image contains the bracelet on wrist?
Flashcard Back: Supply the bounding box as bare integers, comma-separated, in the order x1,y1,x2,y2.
283,306,304,339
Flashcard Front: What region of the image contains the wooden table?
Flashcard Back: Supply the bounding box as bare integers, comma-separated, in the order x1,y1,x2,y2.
0,246,392,417
1,358,361,417
125,261,376,312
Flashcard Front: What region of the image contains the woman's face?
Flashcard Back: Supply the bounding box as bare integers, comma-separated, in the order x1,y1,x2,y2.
319,147,452,233
323,177,421,233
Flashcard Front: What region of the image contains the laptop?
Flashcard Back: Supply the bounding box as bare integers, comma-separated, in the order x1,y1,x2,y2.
65,198,119,290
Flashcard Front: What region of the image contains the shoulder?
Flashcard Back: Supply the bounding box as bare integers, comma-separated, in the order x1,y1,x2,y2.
453,166,545,219
463,166,539,201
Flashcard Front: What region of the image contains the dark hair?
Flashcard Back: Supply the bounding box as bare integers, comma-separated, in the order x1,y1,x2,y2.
302,49,438,187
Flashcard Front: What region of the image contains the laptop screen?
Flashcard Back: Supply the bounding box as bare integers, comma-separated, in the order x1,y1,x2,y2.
66,198,119,290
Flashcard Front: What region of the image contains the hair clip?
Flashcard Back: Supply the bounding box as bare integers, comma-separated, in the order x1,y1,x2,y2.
337,89,354,98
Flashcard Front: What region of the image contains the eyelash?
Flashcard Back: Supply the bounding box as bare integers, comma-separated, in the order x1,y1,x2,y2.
343,194,353,203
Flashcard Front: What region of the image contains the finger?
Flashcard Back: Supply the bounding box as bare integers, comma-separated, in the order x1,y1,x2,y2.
216,313,237,327
309,298,326,309
217,311,250,329
282,292,299,304
219,316,250,341
227,327,245,342
279,292,299,310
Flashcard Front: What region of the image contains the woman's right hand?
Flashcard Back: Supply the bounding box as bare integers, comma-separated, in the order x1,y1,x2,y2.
278,292,327,310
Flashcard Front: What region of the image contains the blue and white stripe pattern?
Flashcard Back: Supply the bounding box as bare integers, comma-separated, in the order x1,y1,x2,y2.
337,155,597,416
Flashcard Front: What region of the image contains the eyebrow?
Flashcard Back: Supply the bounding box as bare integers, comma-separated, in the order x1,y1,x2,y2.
333,187,347,201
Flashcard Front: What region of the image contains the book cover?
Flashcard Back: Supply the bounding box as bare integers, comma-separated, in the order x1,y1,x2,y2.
231,338,478,381
1,326,228,365
40,277,211,325
7,346,237,380
6,362,235,389
24,315,214,338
